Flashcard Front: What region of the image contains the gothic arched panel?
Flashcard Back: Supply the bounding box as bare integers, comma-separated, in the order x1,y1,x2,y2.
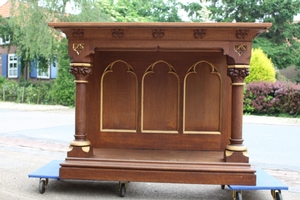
101,60,137,132
142,61,179,133
183,61,222,134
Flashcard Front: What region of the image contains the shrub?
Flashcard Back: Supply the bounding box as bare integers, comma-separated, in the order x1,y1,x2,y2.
0,79,55,104
244,81,300,116
0,80,19,102
245,48,276,84
51,38,75,106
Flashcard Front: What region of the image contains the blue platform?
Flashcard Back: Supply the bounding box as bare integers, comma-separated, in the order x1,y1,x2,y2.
229,168,288,191
28,160,62,179
28,160,289,198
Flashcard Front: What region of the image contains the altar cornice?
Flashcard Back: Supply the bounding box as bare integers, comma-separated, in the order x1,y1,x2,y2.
49,22,272,64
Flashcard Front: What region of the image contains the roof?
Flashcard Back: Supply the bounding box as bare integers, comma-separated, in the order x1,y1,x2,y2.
0,1,10,18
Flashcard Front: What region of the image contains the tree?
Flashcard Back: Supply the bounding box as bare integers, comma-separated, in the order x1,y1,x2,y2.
97,0,182,22
181,0,211,22
182,0,300,69
1,0,111,74
51,38,75,106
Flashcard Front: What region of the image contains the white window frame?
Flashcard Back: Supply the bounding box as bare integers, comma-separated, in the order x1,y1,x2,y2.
37,62,50,79
8,54,18,78
0,35,10,45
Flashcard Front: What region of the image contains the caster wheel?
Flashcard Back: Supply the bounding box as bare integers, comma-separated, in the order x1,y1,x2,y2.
236,191,242,200
39,180,46,194
275,192,283,200
221,185,225,189
119,183,126,197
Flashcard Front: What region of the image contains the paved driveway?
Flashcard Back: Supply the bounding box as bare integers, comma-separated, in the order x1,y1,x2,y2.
0,102,299,199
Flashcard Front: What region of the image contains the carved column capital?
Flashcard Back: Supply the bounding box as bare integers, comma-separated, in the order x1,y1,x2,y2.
70,63,93,83
227,66,250,84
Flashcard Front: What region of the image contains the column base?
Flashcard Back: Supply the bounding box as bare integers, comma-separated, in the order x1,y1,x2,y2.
67,140,93,157
224,145,249,163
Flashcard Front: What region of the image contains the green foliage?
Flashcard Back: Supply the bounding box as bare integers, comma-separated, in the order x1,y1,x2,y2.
182,0,300,69
0,76,7,87
98,0,182,22
243,91,254,114
244,81,300,116
245,48,276,83
0,80,54,104
51,39,75,106
2,0,108,73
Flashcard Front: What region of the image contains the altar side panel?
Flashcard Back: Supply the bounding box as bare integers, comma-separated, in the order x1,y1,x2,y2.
184,62,221,133
101,61,137,131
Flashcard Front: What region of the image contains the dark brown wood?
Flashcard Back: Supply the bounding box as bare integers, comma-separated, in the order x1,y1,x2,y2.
49,22,272,187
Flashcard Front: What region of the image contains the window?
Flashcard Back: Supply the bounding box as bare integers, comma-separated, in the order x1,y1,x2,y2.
37,62,50,79
0,35,10,45
8,54,18,78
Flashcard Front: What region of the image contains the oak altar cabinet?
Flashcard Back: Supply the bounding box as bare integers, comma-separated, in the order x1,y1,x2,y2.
49,22,272,186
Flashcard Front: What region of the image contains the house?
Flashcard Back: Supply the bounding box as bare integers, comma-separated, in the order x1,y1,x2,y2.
0,0,57,80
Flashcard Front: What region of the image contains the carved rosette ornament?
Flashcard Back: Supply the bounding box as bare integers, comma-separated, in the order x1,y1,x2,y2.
227,68,250,84
72,29,84,38
112,29,124,38
152,29,165,39
70,64,93,83
194,29,206,39
236,30,248,39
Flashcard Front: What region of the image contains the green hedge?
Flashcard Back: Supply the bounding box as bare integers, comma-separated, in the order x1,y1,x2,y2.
0,80,55,104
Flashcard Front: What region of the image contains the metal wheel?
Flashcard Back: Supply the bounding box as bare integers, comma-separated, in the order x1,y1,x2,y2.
275,192,283,200
236,191,242,200
39,180,46,194
119,183,126,197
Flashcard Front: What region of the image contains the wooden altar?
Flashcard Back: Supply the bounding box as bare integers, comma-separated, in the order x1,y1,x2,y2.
49,22,272,189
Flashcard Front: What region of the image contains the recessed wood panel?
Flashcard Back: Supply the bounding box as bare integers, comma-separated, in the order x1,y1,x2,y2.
184,61,221,134
101,60,137,132
142,61,179,133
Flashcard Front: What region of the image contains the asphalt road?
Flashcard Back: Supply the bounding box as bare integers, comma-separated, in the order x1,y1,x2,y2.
0,107,299,199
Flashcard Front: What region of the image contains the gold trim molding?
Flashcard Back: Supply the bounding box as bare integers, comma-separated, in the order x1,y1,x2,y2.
226,144,247,151
184,131,221,135
231,83,245,86
70,140,91,147
74,80,88,83
101,129,136,133
70,63,92,67
228,65,250,69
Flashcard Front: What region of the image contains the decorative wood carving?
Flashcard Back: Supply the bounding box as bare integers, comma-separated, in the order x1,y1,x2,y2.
70,65,92,81
72,29,84,38
234,44,247,56
227,68,250,83
152,29,165,39
194,29,206,39
236,30,249,39
111,29,124,38
72,43,85,55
